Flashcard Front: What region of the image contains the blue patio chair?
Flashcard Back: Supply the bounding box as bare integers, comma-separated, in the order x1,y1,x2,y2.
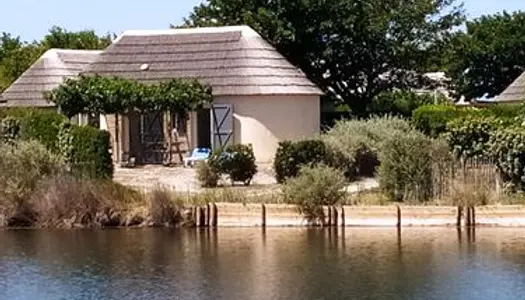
183,147,211,167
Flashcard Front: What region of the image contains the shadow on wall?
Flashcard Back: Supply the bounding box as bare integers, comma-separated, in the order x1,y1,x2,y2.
223,96,320,163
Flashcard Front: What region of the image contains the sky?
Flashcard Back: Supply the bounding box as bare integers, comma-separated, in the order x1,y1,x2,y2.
1,0,525,41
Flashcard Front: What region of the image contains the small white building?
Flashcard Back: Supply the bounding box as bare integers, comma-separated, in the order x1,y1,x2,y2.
1,26,323,164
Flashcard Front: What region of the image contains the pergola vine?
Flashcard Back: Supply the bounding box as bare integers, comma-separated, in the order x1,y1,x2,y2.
46,75,213,163
46,74,212,118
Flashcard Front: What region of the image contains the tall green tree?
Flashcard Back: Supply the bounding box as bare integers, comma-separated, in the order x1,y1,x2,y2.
182,0,464,117
42,26,113,50
447,11,525,101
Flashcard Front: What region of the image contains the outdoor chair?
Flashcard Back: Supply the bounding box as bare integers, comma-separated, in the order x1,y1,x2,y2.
183,147,211,167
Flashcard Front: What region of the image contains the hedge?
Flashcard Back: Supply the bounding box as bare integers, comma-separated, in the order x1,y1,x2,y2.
412,104,521,138
0,108,67,151
488,128,525,192
70,125,113,179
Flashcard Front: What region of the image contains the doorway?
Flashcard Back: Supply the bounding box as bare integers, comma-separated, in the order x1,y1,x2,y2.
197,108,211,148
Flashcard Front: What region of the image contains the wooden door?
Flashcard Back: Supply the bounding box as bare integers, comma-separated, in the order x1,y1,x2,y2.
139,111,165,164
211,104,233,149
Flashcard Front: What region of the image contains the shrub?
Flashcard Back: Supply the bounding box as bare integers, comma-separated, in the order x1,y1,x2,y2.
487,127,525,192
29,176,114,227
59,124,113,179
0,108,68,151
210,144,257,185
449,179,493,207
149,186,182,226
323,116,412,177
27,175,147,228
377,131,441,202
196,160,220,188
444,117,504,159
412,104,521,138
412,104,463,137
0,140,64,224
0,116,20,144
283,164,346,225
273,140,329,183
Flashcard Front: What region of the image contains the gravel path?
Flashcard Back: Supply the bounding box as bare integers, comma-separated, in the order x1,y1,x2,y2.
115,164,379,196
114,164,277,193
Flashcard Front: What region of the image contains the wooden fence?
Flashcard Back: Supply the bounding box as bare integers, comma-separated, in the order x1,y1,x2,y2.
432,157,500,201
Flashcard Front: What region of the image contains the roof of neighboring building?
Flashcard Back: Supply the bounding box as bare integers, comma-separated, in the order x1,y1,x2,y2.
85,26,323,96
0,49,103,107
494,71,525,103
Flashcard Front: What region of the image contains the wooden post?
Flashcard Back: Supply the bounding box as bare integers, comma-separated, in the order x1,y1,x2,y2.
165,111,172,165
457,206,463,227
470,206,476,226
341,206,345,227
332,206,338,227
115,114,120,163
261,204,266,228
397,206,401,228
199,207,206,227
212,203,218,227
466,206,472,227
206,203,211,227
327,206,332,227
192,206,197,224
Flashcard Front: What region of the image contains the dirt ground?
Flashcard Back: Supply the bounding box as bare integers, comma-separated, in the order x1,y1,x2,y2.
114,164,379,194
113,164,277,193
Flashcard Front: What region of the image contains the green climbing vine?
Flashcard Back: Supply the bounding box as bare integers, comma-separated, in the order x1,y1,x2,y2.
45,74,213,117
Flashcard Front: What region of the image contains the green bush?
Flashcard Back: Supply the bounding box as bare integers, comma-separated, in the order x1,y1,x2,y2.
412,104,464,137
377,131,445,202
273,140,329,183
0,140,65,222
412,104,521,138
283,164,346,225
323,116,412,177
209,144,257,186
444,117,505,159
0,117,20,144
196,160,220,188
487,127,525,192
58,124,113,179
0,108,67,151
369,90,447,118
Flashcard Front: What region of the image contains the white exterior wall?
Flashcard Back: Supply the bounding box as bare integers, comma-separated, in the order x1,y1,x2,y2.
214,95,321,163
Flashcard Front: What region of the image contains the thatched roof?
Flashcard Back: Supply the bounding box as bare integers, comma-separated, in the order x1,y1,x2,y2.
85,26,322,96
1,49,102,107
494,71,525,103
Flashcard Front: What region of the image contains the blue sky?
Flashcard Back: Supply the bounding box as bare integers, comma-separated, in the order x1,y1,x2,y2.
1,0,524,41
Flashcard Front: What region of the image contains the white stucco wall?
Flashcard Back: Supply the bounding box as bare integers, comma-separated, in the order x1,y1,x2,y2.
214,95,321,163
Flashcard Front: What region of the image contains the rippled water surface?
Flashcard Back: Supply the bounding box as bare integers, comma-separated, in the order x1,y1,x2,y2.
2,228,525,300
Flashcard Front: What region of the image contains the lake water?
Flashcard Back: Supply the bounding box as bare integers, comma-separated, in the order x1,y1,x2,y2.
2,228,525,300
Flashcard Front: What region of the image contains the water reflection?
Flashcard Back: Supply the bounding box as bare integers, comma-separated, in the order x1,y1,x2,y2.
2,228,525,300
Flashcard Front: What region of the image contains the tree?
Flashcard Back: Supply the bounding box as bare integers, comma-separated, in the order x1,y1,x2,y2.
369,90,449,118
42,26,113,50
182,0,464,117
0,44,44,92
447,11,525,101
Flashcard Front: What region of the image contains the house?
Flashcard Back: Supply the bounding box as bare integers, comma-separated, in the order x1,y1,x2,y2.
0,26,323,164
0,48,102,118
494,71,525,103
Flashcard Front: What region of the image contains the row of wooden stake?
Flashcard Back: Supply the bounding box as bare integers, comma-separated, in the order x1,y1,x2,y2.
188,204,478,228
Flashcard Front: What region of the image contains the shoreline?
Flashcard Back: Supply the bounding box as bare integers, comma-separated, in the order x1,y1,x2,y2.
5,204,525,229
213,203,525,228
